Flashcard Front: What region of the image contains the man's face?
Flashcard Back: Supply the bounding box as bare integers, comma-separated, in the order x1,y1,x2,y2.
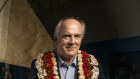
55,19,83,59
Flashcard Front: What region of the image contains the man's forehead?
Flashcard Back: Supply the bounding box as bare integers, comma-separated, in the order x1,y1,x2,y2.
62,33,82,35
58,19,83,36
62,19,81,27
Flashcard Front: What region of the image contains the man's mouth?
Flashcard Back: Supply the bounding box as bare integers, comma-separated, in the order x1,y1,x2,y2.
66,47,75,51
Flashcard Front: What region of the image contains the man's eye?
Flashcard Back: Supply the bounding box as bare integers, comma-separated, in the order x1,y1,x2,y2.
63,35,70,38
75,35,81,38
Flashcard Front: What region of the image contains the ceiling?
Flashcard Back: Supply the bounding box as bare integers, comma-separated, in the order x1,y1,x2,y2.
28,0,140,44
28,0,111,44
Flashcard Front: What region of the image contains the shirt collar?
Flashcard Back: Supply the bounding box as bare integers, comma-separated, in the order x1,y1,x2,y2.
56,52,77,67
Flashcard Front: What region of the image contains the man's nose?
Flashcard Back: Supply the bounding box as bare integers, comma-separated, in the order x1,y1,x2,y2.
69,37,75,44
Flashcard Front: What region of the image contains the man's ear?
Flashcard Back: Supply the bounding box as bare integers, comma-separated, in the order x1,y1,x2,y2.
54,36,58,45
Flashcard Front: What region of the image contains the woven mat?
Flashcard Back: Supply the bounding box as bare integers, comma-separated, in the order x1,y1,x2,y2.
0,0,55,68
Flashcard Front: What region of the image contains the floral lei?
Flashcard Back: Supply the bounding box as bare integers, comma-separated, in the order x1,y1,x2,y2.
36,50,99,79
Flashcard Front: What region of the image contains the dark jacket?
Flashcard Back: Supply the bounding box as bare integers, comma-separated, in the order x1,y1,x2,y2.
30,59,105,79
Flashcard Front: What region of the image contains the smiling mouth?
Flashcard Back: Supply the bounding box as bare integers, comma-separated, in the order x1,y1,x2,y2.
66,47,75,51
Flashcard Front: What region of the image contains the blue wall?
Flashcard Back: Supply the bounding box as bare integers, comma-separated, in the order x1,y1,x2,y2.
14,66,30,79
81,36,140,79
81,40,112,79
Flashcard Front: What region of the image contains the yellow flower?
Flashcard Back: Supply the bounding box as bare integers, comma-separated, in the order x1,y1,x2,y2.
78,57,82,61
54,76,59,79
79,66,83,70
78,54,82,57
79,75,85,79
78,70,84,74
53,62,57,66
53,66,58,71
78,50,82,53
52,57,56,61
78,62,83,66
51,53,55,56
53,71,58,75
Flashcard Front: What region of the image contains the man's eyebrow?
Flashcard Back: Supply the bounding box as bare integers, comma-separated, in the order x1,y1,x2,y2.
62,34,70,37
62,34,70,35
75,34,82,35
75,34,81,35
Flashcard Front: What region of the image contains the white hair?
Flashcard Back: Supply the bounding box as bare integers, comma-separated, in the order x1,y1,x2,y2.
54,17,86,38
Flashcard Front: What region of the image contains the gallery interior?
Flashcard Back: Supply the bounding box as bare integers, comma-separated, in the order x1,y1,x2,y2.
0,0,140,79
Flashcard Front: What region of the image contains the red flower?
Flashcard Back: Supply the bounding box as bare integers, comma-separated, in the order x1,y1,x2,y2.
48,59,52,63
82,64,87,68
49,62,54,67
82,54,86,58
48,55,52,58
48,51,52,53
81,51,85,54
82,59,86,63
81,51,86,58
83,68,87,71
50,68,54,72
51,74,55,79
83,72,86,76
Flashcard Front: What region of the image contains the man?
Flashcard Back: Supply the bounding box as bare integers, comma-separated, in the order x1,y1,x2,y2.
30,17,105,79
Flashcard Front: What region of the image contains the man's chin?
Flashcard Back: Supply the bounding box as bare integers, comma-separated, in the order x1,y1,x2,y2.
66,53,77,58
64,50,78,57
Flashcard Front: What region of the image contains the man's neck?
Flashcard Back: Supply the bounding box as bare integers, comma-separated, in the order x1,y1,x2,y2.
61,56,75,65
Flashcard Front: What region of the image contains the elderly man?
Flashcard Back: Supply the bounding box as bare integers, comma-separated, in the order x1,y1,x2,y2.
30,17,105,79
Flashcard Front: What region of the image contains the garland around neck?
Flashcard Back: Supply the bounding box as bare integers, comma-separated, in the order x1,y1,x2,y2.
36,50,99,79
